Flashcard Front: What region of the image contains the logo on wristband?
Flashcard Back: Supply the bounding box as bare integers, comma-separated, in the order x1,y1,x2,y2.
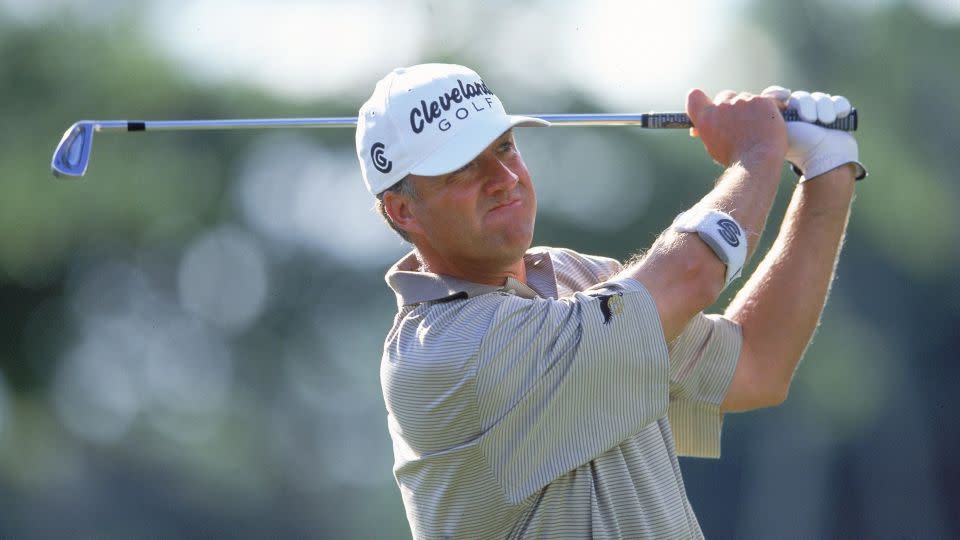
717,219,742,247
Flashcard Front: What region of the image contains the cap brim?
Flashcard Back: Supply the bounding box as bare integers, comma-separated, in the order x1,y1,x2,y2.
409,115,549,177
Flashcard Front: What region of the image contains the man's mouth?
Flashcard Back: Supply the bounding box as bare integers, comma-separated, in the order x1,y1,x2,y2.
489,198,521,213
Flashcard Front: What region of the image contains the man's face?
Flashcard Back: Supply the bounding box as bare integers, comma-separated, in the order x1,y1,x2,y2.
403,130,536,274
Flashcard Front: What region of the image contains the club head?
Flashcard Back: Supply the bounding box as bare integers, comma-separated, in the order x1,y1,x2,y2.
51,121,94,178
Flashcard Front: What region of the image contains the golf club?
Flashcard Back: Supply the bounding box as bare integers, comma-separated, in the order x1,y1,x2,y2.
50,110,858,178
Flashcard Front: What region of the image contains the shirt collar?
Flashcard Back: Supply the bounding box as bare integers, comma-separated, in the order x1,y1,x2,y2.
385,248,556,307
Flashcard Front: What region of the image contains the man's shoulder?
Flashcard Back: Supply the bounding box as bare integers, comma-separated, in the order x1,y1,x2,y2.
529,246,624,284
386,290,517,353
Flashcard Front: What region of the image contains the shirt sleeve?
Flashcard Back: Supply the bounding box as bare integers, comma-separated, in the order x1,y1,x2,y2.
666,312,742,458
474,278,670,504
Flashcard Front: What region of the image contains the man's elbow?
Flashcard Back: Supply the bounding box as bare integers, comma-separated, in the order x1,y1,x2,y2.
724,354,794,412
686,250,727,314
763,381,790,408
664,229,729,312
726,382,788,412
754,370,793,409
638,240,727,341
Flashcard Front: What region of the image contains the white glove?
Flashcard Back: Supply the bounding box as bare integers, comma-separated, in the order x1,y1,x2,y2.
762,86,867,181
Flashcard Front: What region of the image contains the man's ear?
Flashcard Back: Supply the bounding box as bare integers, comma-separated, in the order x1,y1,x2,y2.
382,190,423,237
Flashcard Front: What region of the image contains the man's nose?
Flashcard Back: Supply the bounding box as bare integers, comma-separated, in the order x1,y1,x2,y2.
480,154,519,194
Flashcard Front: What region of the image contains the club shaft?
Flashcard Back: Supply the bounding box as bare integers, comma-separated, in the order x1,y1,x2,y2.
51,110,859,178
84,110,858,132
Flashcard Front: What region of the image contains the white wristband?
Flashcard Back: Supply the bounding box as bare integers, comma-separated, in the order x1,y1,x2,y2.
672,208,747,287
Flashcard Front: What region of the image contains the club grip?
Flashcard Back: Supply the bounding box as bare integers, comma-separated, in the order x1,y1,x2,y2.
643,108,858,131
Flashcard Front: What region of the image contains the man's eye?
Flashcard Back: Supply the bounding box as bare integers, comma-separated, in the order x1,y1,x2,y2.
445,161,473,182
498,141,516,153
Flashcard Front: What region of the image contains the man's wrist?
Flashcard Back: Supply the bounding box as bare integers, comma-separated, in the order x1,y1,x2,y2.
794,158,867,182
802,162,859,186
707,158,781,221
796,163,857,215
734,146,788,176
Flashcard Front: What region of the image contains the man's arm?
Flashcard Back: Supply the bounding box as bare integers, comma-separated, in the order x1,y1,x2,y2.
721,164,857,411
624,89,788,341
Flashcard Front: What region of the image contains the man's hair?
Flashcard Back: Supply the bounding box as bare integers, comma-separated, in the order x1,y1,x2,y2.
375,176,418,242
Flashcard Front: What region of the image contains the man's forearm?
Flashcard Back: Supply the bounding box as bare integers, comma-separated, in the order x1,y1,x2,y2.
724,165,857,396
695,157,783,259
629,157,782,340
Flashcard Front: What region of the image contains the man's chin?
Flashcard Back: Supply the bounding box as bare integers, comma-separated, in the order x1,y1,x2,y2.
489,214,534,241
491,230,534,260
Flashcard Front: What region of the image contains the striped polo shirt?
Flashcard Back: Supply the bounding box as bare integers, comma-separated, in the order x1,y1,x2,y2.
382,246,741,539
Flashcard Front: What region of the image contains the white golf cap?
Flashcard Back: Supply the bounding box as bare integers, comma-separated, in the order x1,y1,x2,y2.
356,64,549,195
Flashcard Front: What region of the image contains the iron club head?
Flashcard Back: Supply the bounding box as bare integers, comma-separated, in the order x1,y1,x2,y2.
51,121,94,178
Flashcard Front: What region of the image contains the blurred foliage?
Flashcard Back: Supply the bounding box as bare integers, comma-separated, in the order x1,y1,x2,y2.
0,1,957,539
756,1,960,280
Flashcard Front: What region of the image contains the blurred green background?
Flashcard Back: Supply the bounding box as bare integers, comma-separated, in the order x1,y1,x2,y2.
1,0,957,538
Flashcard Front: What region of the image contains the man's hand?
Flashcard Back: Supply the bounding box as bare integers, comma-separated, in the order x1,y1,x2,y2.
761,86,867,181
686,89,788,169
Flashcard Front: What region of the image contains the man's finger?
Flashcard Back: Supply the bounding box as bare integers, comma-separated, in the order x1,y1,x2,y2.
713,90,738,104
789,91,817,123
832,95,852,118
812,92,836,124
761,85,791,102
761,85,791,110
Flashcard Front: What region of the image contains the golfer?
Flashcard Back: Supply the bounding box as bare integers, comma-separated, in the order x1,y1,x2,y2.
356,64,865,539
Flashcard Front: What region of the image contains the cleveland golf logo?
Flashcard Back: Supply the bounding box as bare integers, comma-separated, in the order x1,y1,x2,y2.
717,219,742,247
371,142,392,174
409,79,497,134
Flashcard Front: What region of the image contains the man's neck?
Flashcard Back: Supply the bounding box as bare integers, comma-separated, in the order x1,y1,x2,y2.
415,250,527,286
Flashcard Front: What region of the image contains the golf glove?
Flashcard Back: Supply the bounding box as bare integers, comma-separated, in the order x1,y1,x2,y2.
762,86,867,181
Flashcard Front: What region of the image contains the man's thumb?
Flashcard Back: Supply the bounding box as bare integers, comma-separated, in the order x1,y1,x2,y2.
686,89,711,138
686,89,711,121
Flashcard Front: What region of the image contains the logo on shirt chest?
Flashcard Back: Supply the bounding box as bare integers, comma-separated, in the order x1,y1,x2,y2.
599,293,625,324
